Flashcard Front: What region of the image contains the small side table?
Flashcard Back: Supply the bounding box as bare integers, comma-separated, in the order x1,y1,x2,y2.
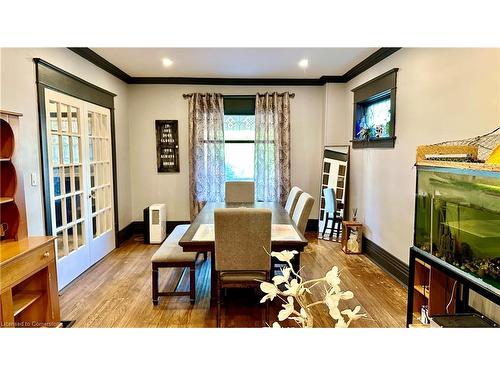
341,221,363,254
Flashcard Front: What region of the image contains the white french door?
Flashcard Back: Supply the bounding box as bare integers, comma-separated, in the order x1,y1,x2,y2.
44,89,115,290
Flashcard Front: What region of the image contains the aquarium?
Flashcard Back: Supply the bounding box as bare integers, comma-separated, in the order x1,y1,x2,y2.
414,166,500,291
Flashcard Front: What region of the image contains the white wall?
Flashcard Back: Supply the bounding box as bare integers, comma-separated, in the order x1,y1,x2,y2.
0,48,132,233
324,82,349,145
128,85,325,222
328,48,500,264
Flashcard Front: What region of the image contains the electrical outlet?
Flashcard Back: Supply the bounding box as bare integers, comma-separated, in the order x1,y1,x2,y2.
31,172,38,186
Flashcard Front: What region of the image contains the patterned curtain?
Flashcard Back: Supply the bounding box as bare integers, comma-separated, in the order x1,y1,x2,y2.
188,93,225,219
254,92,291,205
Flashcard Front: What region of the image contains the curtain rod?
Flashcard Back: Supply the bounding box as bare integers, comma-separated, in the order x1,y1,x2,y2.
183,92,295,99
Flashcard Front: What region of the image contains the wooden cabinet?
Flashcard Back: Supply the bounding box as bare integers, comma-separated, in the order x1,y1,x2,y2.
0,237,60,327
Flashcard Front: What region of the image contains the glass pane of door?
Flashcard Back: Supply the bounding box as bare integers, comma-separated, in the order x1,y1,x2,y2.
47,99,86,260
87,109,113,239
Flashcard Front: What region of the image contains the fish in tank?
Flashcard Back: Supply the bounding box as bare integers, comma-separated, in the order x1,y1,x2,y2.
414,166,500,291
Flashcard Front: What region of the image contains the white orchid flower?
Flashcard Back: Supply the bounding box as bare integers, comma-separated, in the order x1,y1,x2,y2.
259,281,279,303
278,297,295,321
282,279,304,297
340,290,354,300
272,267,291,286
270,250,298,263
324,266,340,287
324,291,343,320
259,249,365,328
341,306,366,321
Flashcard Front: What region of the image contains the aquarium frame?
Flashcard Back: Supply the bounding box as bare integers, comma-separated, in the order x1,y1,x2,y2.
415,165,500,178
408,165,500,327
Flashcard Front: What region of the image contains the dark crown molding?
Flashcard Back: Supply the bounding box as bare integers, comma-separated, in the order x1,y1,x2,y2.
129,76,325,86
68,47,401,86
342,48,401,82
68,47,133,83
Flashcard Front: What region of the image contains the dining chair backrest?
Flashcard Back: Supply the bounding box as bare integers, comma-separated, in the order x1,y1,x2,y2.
225,181,255,203
214,208,271,272
284,186,303,217
292,192,315,235
323,187,337,214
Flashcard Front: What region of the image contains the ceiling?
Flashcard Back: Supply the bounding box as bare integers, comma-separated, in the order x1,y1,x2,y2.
91,48,378,78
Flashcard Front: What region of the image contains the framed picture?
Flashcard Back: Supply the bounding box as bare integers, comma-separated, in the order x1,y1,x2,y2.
156,120,179,172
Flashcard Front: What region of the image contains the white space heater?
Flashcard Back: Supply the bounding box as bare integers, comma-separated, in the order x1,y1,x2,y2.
144,204,167,244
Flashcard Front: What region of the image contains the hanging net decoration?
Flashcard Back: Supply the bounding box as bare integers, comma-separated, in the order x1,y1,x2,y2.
431,127,500,161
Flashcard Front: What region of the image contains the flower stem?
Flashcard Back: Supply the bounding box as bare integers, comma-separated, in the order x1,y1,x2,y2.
305,300,324,309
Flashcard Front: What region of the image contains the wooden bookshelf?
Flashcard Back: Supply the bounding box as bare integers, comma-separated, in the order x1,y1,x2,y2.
410,256,456,326
12,292,43,316
0,111,27,241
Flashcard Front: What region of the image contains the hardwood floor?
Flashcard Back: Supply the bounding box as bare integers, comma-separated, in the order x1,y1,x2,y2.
59,233,407,328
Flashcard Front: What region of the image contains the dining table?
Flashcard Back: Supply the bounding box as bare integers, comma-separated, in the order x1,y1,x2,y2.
178,202,309,303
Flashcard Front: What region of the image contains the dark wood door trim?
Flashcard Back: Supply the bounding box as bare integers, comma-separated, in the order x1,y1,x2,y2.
34,58,120,245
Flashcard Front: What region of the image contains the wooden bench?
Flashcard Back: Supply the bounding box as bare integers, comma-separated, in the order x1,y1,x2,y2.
151,225,203,305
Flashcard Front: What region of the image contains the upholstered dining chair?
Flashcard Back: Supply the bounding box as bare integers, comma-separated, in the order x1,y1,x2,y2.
214,208,272,327
291,192,315,235
322,187,342,239
225,181,255,203
284,186,303,217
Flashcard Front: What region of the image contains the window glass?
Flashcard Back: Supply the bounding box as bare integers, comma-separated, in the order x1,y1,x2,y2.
223,115,255,181
224,143,255,181
224,115,255,141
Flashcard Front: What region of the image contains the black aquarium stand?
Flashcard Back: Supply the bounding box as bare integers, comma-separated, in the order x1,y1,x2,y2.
407,246,500,327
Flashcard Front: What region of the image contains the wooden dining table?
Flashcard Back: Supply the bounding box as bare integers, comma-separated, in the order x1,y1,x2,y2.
178,202,308,302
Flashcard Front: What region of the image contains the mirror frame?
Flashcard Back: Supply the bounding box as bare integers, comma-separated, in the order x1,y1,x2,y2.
318,145,350,240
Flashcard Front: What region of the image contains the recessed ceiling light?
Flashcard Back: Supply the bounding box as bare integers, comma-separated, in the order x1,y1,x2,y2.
162,58,173,67
298,59,309,68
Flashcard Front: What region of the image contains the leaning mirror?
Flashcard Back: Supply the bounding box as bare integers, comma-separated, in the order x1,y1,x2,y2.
318,145,350,240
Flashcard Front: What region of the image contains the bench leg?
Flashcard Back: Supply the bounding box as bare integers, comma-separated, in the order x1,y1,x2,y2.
152,265,159,306
190,265,196,304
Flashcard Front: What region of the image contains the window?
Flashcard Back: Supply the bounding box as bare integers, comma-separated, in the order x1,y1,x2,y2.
223,96,256,181
352,68,398,148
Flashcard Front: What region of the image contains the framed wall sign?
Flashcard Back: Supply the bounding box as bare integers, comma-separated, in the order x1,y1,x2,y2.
156,120,180,172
